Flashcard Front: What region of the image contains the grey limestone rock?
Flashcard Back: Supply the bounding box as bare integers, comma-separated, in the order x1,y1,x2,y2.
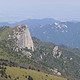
12,24,34,51
52,46,62,58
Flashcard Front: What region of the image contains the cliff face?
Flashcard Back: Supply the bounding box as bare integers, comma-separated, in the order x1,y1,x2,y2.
12,24,34,51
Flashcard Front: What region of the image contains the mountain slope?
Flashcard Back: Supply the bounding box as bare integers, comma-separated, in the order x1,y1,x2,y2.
0,26,12,41
0,65,68,80
32,37,80,80
0,25,80,80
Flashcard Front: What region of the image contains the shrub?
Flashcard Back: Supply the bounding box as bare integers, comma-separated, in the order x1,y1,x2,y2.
25,76,27,78
28,76,33,80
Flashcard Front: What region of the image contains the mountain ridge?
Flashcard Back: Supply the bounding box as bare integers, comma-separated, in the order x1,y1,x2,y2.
0,24,80,80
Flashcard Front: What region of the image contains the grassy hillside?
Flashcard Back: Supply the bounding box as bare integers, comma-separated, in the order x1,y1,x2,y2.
0,65,68,80
0,26,13,41
0,36,79,80
0,26,79,80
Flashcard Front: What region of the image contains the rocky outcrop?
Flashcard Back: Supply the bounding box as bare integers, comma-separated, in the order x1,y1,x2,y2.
40,55,43,60
12,24,34,51
52,46,62,58
22,50,32,58
49,68,61,76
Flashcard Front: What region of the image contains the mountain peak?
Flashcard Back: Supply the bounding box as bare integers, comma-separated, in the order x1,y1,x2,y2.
12,24,34,51
14,24,28,32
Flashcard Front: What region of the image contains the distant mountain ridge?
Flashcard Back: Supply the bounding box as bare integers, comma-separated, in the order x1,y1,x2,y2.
29,21,80,48
0,18,60,27
0,18,80,48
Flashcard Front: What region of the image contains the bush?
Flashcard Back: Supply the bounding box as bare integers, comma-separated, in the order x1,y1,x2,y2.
28,76,33,80
8,75,11,79
29,66,31,69
25,76,27,78
38,69,40,72
5,74,8,78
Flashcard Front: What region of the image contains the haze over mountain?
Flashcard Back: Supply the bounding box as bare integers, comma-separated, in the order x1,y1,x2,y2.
0,18,80,48
0,0,80,22
0,0,80,80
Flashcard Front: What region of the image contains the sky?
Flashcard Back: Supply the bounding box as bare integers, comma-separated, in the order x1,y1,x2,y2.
0,0,80,23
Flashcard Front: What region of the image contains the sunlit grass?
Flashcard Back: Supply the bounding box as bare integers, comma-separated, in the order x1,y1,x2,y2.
5,66,67,80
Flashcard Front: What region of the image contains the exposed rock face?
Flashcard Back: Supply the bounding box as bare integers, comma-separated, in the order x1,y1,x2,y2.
52,46,58,58
49,68,61,76
22,50,32,58
12,24,34,51
40,55,43,60
52,46,62,58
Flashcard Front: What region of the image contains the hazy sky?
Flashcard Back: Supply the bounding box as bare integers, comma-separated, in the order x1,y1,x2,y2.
0,0,80,22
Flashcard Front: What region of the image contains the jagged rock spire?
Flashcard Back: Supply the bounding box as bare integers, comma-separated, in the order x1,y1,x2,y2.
13,24,34,51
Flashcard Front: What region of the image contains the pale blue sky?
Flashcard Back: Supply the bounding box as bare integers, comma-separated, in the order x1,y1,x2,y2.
0,0,80,22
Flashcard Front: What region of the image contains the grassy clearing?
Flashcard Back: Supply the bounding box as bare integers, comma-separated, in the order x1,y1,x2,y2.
5,66,67,80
